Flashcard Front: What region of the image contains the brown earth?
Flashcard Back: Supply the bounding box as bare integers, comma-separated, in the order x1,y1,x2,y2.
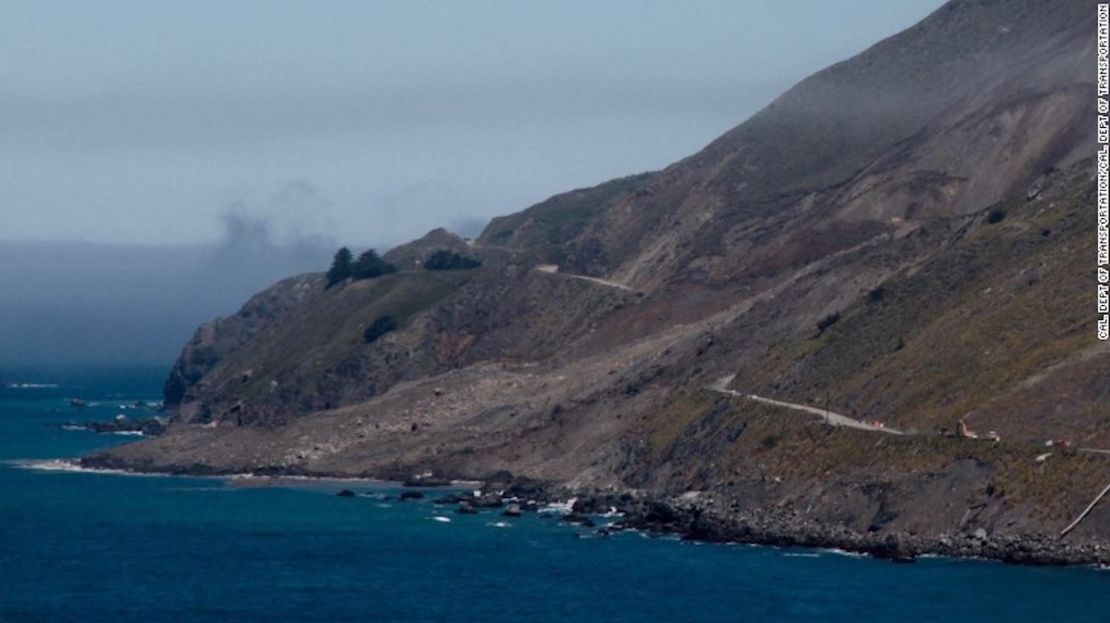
87,0,1110,557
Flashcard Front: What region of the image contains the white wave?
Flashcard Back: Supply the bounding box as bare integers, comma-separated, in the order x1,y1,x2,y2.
486,521,512,528
823,548,868,559
6,382,59,389
229,473,390,484
7,459,157,477
432,516,452,523
111,431,145,436
539,497,577,514
783,552,822,558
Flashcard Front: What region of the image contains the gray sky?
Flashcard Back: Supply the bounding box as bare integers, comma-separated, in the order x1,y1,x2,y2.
1,0,943,248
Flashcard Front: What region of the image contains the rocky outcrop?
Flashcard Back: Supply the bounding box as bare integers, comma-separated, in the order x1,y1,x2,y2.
162,273,323,415
62,416,166,436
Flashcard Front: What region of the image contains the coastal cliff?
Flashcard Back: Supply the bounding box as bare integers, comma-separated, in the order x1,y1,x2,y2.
86,0,1110,561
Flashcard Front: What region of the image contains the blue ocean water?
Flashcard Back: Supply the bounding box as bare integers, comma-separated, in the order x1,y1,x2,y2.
0,367,1106,623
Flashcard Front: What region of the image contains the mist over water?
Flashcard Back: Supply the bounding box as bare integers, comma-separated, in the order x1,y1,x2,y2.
0,209,339,366
0,1,944,367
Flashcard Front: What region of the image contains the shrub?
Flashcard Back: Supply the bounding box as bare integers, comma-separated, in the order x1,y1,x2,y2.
326,247,353,287
352,249,398,280
867,287,886,303
816,312,841,334
423,250,481,271
987,209,1006,224
363,316,398,344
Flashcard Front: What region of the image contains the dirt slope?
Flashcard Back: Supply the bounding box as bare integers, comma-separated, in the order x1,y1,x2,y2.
90,0,1110,547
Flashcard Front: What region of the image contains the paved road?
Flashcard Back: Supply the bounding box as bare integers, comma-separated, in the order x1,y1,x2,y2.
534,264,640,293
1079,447,1110,456
709,375,903,435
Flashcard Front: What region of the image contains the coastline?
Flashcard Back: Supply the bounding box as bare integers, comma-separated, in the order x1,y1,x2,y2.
12,457,481,489
35,456,1110,568
601,495,1110,567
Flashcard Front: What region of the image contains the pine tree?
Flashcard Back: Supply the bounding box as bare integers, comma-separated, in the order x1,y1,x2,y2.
363,315,398,343
423,250,481,271
352,249,397,280
326,247,353,287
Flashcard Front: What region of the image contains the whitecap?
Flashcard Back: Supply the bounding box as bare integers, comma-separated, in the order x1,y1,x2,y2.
7,459,156,477
539,497,577,514
824,548,868,558
432,516,452,523
486,521,512,528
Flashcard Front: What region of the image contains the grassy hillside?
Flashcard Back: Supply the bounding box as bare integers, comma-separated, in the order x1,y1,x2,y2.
732,163,1105,445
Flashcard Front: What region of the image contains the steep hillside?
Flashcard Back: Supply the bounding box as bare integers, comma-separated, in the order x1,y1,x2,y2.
87,0,1109,555
568,0,1094,291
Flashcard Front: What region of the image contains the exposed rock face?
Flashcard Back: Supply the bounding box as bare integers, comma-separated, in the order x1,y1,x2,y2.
163,273,323,417
88,0,1110,554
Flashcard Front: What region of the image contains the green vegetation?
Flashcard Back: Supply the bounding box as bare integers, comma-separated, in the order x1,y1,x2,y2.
326,247,353,288
480,173,652,252
423,250,481,271
744,165,1096,438
815,312,841,334
326,247,398,287
647,391,717,459
759,433,782,450
232,270,473,403
352,249,398,279
363,315,398,344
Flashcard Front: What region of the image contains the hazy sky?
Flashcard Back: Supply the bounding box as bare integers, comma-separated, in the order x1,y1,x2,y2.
1,0,943,248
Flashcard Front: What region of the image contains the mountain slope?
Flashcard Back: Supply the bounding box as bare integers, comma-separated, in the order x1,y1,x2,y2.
87,0,1110,552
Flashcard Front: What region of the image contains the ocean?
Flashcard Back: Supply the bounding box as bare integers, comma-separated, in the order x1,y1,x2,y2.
0,366,1105,622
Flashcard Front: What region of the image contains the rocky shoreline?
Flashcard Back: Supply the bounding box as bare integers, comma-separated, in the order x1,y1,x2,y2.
71,456,1109,567
61,415,166,436
601,498,1110,567
511,486,1110,567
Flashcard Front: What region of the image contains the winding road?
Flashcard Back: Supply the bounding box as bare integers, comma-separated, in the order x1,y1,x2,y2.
709,375,903,435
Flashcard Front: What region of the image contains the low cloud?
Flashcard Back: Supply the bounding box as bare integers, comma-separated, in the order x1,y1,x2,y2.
209,179,336,269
